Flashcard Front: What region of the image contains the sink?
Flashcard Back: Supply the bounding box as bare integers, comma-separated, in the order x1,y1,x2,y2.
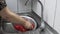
1,11,58,34
2,11,41,33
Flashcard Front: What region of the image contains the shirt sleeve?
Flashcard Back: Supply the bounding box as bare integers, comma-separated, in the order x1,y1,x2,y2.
0,0,7,11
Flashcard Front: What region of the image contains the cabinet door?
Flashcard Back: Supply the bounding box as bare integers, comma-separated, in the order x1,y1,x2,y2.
54,0,60,34
6,0,17,13
44,0,56,27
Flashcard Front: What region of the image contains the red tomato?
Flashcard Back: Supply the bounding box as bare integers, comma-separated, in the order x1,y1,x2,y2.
14,23,35,32
14,24,26,32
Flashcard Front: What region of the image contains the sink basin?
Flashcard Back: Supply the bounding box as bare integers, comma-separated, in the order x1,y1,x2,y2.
1,11,58,34
2,11,41,33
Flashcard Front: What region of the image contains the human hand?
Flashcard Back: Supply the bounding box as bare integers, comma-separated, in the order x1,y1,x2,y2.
23,21,34,30
14,21,34,32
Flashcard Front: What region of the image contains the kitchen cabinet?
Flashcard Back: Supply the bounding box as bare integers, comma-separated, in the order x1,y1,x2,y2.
6,0,17,13
54,0,60,34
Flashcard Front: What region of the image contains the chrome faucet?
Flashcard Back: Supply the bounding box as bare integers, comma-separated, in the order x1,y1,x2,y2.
25,0,45,30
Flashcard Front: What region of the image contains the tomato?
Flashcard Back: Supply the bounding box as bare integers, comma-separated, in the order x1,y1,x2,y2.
14,23,35,32
14,24,26,32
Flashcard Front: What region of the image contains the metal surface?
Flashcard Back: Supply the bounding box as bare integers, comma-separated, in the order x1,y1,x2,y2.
0,11,58,34
2,11,42,33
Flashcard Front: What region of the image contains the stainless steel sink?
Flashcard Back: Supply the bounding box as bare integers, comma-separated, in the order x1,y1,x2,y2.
0,11,58,34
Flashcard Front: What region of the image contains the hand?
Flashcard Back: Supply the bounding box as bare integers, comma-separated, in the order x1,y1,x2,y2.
14,21,34,32
23,21,34,30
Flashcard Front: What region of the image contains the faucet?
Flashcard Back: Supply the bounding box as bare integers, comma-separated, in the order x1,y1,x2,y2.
38,0,45,30
25,0,45,30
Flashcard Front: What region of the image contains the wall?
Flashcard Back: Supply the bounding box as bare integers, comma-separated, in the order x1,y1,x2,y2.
17,0,31,13
54,0,60,34
6,0,31,13
6,0,17,13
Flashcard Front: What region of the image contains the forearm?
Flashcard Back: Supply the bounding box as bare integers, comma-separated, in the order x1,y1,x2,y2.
0,0,32,29
0,7,27,25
